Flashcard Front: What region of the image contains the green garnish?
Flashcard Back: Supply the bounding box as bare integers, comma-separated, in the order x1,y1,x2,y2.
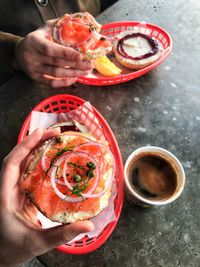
87,162,96,168
67,162,85,170
44,146,74,177
80,181,89,191
72,184,82,196
71,179,90,199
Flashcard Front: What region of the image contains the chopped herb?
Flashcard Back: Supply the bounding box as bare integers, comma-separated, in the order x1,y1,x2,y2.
80,181,89,191
56,145,75,157
44,146,74,177
71,178,90,200
67,162,85,170
72,184,82,196
100,36,106,41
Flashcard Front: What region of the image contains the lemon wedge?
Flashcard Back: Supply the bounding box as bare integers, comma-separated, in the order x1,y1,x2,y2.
94,56,122,76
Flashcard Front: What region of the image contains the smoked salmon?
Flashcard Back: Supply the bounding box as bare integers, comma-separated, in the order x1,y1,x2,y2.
52,12,113,59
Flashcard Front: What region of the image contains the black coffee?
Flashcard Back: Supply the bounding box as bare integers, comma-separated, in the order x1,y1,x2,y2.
130,155,177,201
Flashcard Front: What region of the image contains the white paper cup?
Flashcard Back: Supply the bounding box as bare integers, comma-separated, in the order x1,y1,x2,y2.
124,146,186,207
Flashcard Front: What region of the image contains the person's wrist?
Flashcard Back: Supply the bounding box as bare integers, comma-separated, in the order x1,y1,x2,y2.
12,37,24,72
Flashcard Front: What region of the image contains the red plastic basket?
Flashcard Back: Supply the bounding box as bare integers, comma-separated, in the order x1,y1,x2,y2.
77,21,172,86
18,94,124,254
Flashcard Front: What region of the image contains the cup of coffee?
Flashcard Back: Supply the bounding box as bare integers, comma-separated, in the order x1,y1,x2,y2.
124,146,185,207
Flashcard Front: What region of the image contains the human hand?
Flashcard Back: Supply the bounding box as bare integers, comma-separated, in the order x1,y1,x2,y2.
13,19,93,88
0,128,94,266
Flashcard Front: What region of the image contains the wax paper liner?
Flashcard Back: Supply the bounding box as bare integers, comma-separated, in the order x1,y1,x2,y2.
29,102,117,243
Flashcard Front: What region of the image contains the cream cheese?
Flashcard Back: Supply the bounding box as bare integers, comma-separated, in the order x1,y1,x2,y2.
123,37,152,58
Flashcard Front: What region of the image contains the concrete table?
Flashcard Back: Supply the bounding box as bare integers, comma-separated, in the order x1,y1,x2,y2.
0,0,199,266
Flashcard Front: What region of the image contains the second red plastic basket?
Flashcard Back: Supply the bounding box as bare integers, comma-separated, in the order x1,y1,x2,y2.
77,21,172,86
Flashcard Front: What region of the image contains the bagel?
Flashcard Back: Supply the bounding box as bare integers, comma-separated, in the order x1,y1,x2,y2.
52,12,113,59
20,122,115,223
113,30,163,70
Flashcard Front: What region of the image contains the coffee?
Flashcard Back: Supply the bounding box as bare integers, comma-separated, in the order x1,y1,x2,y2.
129,155,177,201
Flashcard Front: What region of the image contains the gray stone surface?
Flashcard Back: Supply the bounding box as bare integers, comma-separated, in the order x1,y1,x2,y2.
0,0,200,266
20,258,44,267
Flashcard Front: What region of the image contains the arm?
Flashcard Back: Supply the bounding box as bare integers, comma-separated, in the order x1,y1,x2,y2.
0,32,23,83
1,18,93,87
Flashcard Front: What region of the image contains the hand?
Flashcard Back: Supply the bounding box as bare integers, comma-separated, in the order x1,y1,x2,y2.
13,19,93,88
0,128,94,266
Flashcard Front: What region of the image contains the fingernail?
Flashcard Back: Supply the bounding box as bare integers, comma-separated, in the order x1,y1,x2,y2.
75,53,82,62
85,221,95,232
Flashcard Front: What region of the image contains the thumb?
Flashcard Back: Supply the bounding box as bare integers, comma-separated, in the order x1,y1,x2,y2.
34,221,95,254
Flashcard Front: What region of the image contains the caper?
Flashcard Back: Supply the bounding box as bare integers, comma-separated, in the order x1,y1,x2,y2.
74,174,82,183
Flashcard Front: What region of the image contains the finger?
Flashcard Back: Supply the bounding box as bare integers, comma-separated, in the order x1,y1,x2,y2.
32,64,91,78
32,33,82,62
0,129,42,200
35,221,95,252
33,54,93,70
31,73,78,88
22,198,40,227
20,127,60,175
41,127,61,141
43,18,59,29
1,128,60,189
3,129,43,168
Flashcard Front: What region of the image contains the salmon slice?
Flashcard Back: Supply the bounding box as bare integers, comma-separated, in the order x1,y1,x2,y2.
52,12,113,59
